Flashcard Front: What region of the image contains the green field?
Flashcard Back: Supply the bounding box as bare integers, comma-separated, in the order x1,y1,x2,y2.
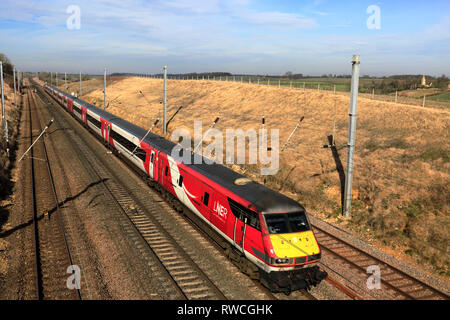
428,91,450,101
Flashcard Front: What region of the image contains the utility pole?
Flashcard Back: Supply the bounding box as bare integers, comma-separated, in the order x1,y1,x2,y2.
65,72,67,90
51,72,53,86
1,61,4,125
104,68,107,109
56,72,58,86
343,54,361,219
1,61,7,153
79,71,82,96
13,67,16,106
422,95,426,107
163,65,167,134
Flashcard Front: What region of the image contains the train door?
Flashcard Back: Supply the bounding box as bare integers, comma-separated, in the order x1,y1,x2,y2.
153,151,160,182
67,99,73,113
102,120,111,143
81,107,88,125
234,217,246,254
149,150,155,179
160,157,171,191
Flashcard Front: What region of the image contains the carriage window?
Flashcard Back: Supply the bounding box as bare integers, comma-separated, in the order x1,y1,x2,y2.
203,192,209,206
134,148,147,162
109,130,136,153
86,113,101,129
73,105,81,114
178,175,183,187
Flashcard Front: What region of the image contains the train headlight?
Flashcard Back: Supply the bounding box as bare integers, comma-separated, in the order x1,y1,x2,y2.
275,258,289,264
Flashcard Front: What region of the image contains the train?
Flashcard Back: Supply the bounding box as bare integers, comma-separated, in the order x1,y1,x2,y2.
42,82,327,293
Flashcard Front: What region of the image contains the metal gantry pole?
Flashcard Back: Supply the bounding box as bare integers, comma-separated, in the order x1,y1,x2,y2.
1,61,4,122
163,65,167,134
13,67,16,106
104,68,107,109
79,71,82,96
343,54,361,219
65,72,67,90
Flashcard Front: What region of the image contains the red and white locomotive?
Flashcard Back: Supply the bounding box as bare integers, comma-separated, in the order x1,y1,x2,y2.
44,83,327,292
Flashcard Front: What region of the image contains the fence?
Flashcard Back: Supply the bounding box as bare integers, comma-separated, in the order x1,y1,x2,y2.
137,74,450,109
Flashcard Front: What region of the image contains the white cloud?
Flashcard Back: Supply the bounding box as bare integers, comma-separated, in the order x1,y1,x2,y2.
239,11,317,29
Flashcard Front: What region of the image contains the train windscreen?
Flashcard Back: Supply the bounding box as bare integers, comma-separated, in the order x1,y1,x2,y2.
264,212,310,234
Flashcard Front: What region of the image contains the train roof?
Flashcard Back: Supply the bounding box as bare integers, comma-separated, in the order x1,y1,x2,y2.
45,84,305,214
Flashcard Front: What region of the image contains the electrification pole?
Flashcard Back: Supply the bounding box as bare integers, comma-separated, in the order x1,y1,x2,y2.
163,65,167,134
80,71,82,96
1,61,4,123
104,68,107,109
13,67,16,105
1,61,7,149
343,54,361,219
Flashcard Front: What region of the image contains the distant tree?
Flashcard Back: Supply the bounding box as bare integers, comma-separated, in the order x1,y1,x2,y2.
434,74,449,89
0,53,14,75
285,71,293,78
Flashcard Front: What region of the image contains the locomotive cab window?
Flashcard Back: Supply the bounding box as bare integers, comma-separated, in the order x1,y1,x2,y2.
228,197,260,230
264,212,310,234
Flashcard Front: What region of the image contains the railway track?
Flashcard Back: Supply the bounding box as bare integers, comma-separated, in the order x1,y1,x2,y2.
313,224,449,300
24,87,81,300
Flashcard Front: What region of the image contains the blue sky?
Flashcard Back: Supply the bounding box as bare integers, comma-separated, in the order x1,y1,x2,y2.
0,0,449,76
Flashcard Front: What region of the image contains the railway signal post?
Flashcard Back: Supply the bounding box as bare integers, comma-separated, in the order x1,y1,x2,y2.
343,54,361,219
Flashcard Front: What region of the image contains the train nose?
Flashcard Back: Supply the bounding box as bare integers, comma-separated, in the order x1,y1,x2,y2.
270,231,320,259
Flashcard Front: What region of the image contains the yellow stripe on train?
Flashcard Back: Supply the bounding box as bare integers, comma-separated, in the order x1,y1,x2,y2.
270,231,320,258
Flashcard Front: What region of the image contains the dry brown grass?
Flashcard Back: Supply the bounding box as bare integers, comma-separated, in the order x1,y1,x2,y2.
60,77,450,279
